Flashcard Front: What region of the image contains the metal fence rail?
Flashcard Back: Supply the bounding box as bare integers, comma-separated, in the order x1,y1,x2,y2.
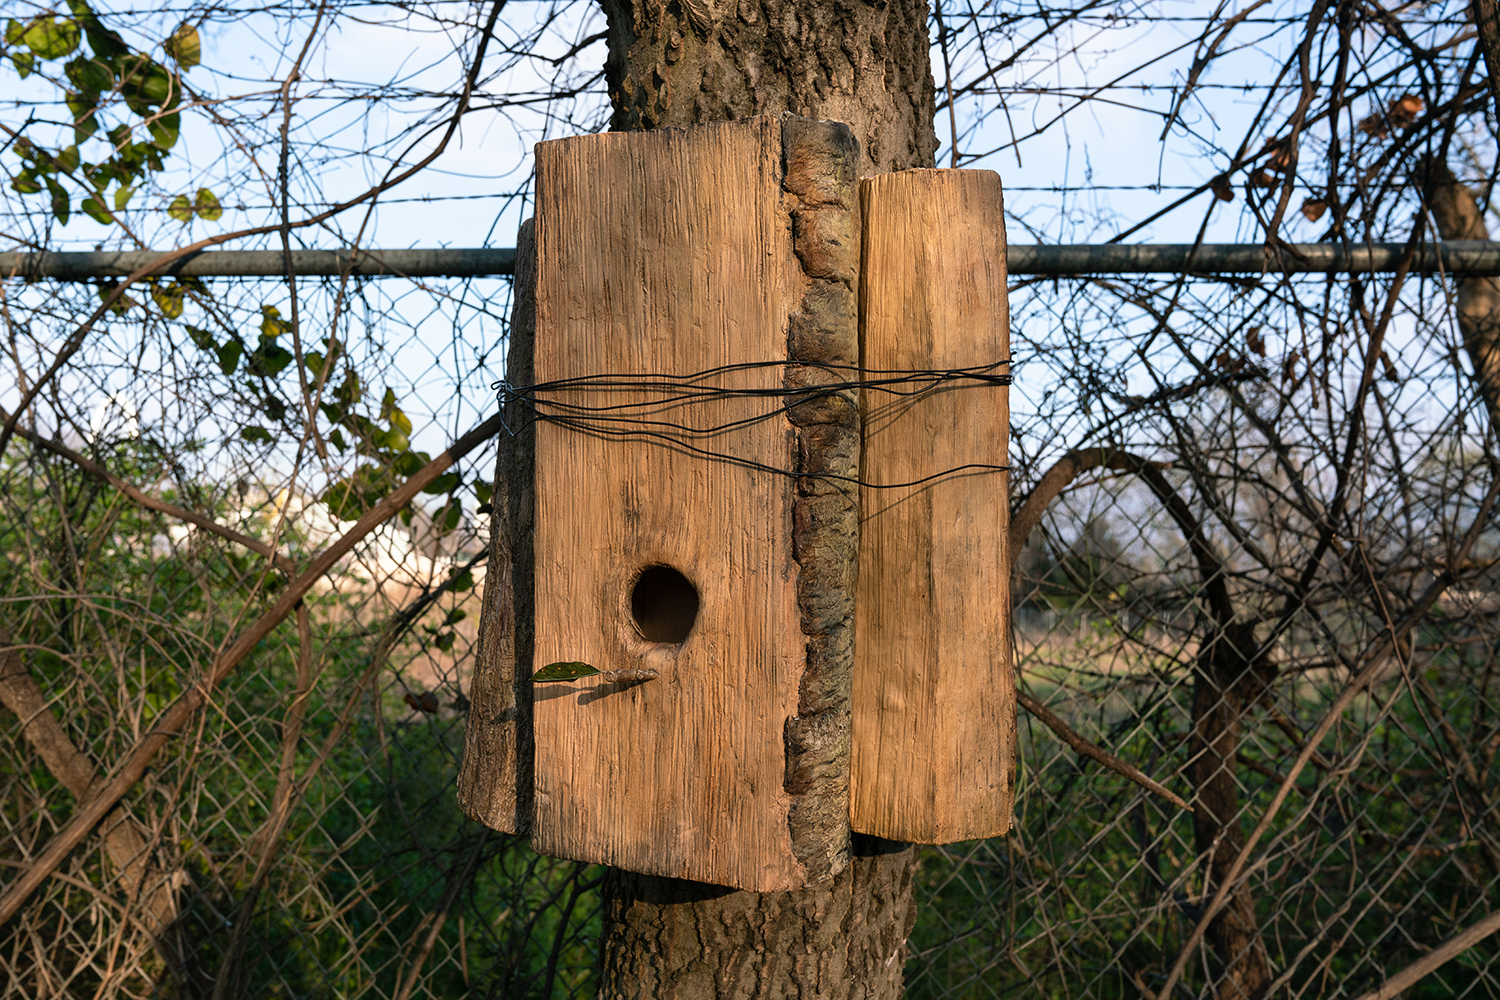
6,240,1500,280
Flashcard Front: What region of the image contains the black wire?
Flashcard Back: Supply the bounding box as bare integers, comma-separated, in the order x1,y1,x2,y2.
493,359,1014,491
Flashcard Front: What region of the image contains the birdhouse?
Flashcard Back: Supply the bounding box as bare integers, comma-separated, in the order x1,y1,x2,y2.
458,117,1014,892
461,115,862,892
851,170,1015,844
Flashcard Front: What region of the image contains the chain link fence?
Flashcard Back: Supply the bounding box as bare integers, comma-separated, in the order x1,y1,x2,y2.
4,1,1500,998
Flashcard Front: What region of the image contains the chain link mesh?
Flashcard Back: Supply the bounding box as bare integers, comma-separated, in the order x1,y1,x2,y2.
4,1,1500,997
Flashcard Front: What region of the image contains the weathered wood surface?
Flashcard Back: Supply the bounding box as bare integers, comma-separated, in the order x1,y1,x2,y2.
516,115,858,891
851,168,1015,844
458,218,537,834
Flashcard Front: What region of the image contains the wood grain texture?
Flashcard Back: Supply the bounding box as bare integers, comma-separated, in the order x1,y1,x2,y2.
527,116,854,891
457,218,537,834
851,168,1015,844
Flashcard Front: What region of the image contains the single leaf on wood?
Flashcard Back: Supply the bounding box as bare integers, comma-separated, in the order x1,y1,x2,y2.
532,661,601,683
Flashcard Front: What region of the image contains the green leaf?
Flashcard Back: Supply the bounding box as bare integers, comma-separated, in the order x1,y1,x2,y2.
167,193,191,222
113,184,134,210
164,23,200,68
259,305,286,338
64,56,111,95
118,56,173,111
56,144,80,174
80,195,110,224
97,278,134,314
328,428,347,451
5,19,22,45
422,472,460,495
442,501,461,531
10,170,42,195
79,15,128,64
64,91,98,139
150,280,186,318
379,428,409,452
263,394,286,421
45,177,69,224
320,465,397,520
474,480,492,504
433,631,456,652
10,50,33,78
185,324,215,351
532,661,601,683
444,608,468,626
449,568,474,593
23,17,81,60
216,339,242,375
392,450,425,476
240,425,273,445
388,406,412,436
248,341,293,377
193,187,222,220
148,111,180,151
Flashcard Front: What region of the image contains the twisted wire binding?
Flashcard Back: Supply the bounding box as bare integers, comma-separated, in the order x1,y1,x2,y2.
493,358,1014,491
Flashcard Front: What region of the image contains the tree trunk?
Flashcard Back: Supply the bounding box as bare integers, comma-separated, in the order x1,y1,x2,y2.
601,0,937,177
1190,623,1272,1000
1418,156,1500,433
594,1,936,996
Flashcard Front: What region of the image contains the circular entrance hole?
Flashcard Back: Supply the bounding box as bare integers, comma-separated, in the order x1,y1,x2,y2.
630,565,700,644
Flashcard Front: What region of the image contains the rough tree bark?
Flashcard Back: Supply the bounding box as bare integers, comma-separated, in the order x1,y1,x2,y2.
593,1,937,996
1419,156,1500,433
600,0,937,177
1189,622,1273,1000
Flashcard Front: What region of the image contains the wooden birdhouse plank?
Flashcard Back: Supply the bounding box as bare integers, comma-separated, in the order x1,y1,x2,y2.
458,219,537,836
851,169,1016,844
475,115,862,891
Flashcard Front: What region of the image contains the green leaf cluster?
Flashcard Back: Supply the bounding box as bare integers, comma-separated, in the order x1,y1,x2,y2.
5,3,213,227
317,383,465,529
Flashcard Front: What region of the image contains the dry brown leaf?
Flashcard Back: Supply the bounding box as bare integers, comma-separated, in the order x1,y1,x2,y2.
1246,326,1266,357
1262,136,1295,174
1388,93,1423,131
1301,197,1327,222
1358,93,1423,140
1210,173,1235,202
1249,169,1276,188
1215,350,1244,372
404,691,441,713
